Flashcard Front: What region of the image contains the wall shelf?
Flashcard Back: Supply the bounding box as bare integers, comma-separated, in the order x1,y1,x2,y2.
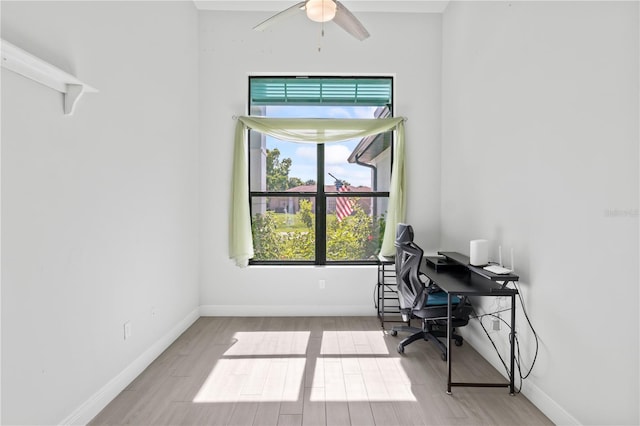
1,39,98,115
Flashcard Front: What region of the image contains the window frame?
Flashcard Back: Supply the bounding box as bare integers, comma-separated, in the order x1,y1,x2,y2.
247,75,394,266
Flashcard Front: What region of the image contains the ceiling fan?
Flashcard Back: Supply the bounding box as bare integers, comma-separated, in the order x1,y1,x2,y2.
253,0,370,41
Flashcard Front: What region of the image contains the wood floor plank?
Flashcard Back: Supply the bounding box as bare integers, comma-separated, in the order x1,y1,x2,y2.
302,386,325,426
262,358,289,400
277,414,303,426
343,373,368,402
370,401,400,425
148,401,195,426
241,358,271,398
361,367,390,401
391,401,427,426
306,352,324,391
88,390,139,425
347,401,375,425
197,401,236,425
228,401,259,425
279,358,305,415
323,358,347,401
325,401,350,426
253,401,281,426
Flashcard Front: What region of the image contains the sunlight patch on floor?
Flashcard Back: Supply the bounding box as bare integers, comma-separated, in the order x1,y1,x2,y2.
194,329,415,403
320,330,389,355
193,357,306,402
224,331,310,356
309,357,416,402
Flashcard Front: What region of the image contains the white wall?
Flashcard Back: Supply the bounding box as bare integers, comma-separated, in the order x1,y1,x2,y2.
1,2,200,424
441,1,639,424
199,11,443,314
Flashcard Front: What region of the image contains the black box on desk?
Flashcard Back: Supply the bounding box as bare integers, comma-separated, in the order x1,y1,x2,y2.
425,256,464,271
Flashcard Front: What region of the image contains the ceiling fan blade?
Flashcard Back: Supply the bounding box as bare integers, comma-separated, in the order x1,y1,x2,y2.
253,1,307,32
333,1,370,41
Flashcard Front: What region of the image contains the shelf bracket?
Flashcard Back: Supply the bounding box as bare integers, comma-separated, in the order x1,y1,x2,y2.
64,83,85,115
1,39,98,116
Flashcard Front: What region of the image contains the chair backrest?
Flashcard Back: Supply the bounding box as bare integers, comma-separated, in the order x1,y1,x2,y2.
395,223,414,256
394,223,414,281
395,231,428,319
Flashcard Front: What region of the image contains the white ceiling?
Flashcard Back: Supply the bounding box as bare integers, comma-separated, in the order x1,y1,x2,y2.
192,1,450,14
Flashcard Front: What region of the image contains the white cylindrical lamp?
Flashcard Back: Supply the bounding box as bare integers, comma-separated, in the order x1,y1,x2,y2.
469,239,489,266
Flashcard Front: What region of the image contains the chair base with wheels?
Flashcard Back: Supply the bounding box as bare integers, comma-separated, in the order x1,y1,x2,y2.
390,318,464,361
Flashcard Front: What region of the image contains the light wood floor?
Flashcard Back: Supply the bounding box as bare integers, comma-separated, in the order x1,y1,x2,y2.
90,317,552,426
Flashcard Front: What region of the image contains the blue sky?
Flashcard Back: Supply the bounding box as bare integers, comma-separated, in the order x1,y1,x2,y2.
266,105,378,187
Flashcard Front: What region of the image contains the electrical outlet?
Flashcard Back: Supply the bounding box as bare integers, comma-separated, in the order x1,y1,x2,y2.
492,318,501,331
319,279,326,289
124,321,132,340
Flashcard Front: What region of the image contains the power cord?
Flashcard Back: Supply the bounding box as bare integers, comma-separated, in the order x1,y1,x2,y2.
472,306,515,389
469,283,540,394
514,281,540,381
373,282,399,309
373,282,378,309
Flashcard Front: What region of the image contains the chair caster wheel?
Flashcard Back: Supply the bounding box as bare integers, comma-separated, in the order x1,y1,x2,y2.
390,329,397,336
397,344,405,354
454,339,463,347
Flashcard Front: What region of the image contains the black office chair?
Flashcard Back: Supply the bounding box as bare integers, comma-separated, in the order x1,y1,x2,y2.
390,225,471,360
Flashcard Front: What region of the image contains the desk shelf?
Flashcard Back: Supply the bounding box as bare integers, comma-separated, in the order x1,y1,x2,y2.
376,256,406,328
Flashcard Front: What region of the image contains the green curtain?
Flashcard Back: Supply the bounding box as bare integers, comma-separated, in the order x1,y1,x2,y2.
230,116,406,267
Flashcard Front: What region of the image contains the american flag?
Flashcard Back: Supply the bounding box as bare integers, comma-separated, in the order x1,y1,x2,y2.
335,180,353,222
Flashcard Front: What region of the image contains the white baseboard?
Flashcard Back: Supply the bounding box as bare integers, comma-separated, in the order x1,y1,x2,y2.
59,308,200,426
462,332,580,426
199,304,377,317
518,377,581,426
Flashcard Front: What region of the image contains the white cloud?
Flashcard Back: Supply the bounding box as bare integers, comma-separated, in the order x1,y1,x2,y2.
325,145,352,164
295,145,316,159
325,107,352,119
351,107,379,119
289,163,316,182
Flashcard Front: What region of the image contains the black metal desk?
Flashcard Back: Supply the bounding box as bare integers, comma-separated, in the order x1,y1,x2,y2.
423,251,519,395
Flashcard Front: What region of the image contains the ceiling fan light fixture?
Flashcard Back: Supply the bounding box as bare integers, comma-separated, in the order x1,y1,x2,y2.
306,0,337,23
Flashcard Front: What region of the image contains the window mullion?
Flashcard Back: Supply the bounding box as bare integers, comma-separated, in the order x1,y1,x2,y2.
316,144,326,265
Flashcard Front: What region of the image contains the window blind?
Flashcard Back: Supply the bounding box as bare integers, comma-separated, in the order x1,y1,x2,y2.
249,77,392,106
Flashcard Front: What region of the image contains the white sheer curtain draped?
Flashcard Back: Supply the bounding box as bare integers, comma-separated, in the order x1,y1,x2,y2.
230,116,406,267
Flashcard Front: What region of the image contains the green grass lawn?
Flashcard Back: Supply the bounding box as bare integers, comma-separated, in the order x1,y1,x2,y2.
272,212,306,232
271,212,337,232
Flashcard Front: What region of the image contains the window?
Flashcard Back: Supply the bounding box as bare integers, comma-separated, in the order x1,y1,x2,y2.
248,76,394,265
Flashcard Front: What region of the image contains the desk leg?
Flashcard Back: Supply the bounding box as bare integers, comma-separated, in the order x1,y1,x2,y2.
447,293,452,394
379,265,384,327
510,293,516,395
